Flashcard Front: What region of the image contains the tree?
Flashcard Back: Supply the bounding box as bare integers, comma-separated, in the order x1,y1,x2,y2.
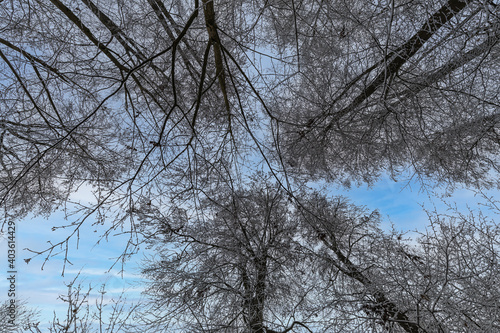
1,0,499,225
139,176,322,332
295,191,500,332
0,299,40,333
274,0,500,187
23,274,142,333
382,209,500,332
0,0,499,331
139,179,500,333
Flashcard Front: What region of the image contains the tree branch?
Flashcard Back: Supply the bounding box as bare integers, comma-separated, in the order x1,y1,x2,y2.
325,0,471,131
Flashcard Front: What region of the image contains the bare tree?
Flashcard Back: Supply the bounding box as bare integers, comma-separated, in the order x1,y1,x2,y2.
1,0,498,236
139,175,321,332
296,191,500,332
0,0,499,331
0,0,246,266
138,179,500,333
0,299,40,333
274,0,500,187
23,274,142,333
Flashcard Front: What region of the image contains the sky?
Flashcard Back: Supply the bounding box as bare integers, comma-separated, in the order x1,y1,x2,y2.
1,175,498,329
0,186,148,330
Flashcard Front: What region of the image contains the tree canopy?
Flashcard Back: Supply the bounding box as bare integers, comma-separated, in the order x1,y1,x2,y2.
1,0,499,216
0,0,499,331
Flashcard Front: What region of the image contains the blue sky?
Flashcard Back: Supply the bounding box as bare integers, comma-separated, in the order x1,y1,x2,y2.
1,175,497,328
0,196,148,329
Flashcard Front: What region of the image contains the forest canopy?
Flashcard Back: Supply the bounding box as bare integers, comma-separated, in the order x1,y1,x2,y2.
0,0,499,332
